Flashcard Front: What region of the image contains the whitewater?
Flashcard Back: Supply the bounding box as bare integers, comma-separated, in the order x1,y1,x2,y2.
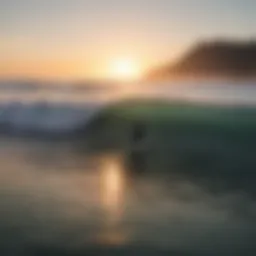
0,80,255,135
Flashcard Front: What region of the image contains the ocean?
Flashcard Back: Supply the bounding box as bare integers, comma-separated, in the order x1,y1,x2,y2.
0,80,256,255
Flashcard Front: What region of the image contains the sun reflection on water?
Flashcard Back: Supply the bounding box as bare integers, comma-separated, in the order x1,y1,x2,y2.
101,156,125,220
97,155,128,245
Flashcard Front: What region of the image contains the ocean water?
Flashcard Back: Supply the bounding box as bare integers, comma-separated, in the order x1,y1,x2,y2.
0,80,256,256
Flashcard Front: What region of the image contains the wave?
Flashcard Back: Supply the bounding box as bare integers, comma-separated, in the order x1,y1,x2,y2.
0,80,256,138
0,101,103,137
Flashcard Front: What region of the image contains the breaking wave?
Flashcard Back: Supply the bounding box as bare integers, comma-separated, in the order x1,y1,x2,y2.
0,102,104,136
0,80,255,137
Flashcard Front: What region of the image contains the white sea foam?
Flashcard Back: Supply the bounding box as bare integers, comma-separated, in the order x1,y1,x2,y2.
0,80,255,135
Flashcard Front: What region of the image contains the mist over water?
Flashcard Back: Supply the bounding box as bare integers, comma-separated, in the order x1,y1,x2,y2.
0,80,256,255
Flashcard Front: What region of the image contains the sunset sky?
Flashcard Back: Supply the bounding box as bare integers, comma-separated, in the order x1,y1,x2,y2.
1,0,256,80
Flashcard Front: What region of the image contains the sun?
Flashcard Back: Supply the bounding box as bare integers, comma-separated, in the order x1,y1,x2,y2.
108,58,142,81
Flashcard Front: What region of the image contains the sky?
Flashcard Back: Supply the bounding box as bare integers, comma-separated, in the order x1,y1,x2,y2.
1,0,256,80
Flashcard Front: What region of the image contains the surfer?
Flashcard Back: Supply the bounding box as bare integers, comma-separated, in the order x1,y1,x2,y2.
126,122,147,175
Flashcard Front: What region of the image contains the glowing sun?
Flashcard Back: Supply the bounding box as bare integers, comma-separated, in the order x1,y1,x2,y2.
108,58,142,81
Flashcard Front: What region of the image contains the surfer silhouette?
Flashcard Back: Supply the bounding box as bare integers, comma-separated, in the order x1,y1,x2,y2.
127,122,147,175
